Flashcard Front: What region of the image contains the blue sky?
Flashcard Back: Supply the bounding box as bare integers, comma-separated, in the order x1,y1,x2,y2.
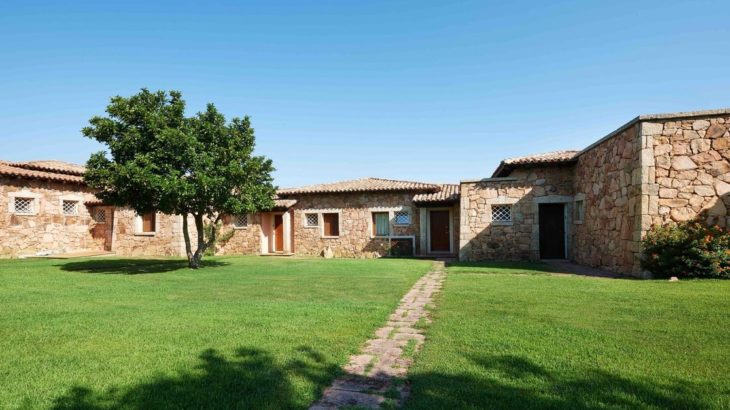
1,0,728,187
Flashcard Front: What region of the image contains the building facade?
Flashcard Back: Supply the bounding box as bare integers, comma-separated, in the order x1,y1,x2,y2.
1,108,728,276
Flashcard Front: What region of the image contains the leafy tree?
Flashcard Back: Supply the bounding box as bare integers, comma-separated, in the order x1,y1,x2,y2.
83,89,275,268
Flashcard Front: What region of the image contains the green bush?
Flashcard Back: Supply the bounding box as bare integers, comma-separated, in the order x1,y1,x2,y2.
641,222,730,279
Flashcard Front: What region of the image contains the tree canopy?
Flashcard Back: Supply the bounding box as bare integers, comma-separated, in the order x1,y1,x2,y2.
83,89,276,267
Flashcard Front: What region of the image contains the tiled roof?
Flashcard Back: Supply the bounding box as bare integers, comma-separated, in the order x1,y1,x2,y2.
273,198,297,209
492,150,579,177
278,177,440,195
9,160,86,176
0,161,85,183
413,184,460,203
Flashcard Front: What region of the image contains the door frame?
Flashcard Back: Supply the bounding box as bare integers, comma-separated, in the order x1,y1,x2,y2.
426,207,453,254
263,211,291,254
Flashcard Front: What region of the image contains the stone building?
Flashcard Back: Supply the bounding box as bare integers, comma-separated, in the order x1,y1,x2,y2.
1,108,727,276
459,108,730,276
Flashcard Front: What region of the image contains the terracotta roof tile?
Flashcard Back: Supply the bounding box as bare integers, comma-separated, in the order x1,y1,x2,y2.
413,184,460,203
278,177,440,195
0,161,85,184
10,160,86,176
492,150,579,177
273,198,297,209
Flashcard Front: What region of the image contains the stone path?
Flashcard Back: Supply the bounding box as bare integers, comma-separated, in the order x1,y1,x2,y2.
310,261,446,409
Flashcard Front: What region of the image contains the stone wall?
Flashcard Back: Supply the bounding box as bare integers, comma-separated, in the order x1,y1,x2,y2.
290,192,423,258
643,115,730,228
459,166,574,261
214,214,264,255
111,209,186,257
573,123,643,274
0,177,106,257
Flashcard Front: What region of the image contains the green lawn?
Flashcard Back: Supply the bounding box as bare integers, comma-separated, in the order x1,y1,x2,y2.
405,262,730,409
0,256,431,409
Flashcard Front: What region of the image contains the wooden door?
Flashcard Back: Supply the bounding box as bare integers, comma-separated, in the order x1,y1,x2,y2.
429,210,451,252
539,204,565,259
274,214,284,252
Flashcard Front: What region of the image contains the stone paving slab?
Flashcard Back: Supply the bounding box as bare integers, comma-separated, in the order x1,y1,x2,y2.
310,261,446,409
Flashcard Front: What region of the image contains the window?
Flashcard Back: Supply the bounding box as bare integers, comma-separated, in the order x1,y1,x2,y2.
574,200,585,223
141,212,156,233
322,213,339,237
62,200,79,216
394,210,411,225
372,212,390,236
233,214,248,228
491,205,512,223
93,208,107,223
13,197,34,215
304,213,319,227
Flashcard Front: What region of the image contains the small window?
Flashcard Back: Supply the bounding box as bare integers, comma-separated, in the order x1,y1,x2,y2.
322,213,339,237
372,212,390,236
304,213,319,227
394,211,411,225
62,200,79,216
233,214,248,228
574,200,585,223
13,197,35,215
93,208,107,223
141,212,156,233
492,205,512,223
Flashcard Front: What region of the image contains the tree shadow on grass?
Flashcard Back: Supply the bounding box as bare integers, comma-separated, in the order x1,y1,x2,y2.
445,260,558,273
405,353,709,409
52,345,341,410
57,259,229,274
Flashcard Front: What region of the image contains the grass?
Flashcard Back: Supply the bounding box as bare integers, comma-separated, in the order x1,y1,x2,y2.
405,261,730,409
0,256,431,409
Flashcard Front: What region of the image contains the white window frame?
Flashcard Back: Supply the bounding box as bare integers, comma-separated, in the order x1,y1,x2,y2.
61,200,80,216
490,204,513,225
393,210,411,226
371,211,391,237
134,212,157,236
8,191,41,215
303,212,319,228
232,214,249,229
367,206,411,239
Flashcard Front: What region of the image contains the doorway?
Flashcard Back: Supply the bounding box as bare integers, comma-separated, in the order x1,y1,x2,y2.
429,210,451,253
539,203,566,259
273,214,284,252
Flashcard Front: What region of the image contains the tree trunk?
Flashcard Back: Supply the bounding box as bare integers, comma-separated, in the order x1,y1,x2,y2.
190,213,206,269
182,213,194,268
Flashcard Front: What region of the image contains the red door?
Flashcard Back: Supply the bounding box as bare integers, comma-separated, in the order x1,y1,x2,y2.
429,210,450,252
273,214,284,252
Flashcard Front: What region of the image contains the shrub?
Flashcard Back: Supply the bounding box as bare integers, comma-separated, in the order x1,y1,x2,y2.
641,222,730,279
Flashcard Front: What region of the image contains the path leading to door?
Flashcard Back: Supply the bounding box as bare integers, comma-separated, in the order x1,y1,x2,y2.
310,261,446,409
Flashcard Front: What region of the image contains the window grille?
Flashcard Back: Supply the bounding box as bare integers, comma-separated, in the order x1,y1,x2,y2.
233,214,248,228
62,200,79,216
394,211,411,225
94,208,107,223
305,213,319,227
492,205,512,222
14,197,34,214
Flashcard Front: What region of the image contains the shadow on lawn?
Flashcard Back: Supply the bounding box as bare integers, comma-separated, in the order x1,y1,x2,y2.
405,353,706,409
52,345,340,410
57,259,229,274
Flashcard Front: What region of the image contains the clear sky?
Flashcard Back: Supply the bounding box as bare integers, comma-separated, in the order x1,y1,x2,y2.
1,1,728,188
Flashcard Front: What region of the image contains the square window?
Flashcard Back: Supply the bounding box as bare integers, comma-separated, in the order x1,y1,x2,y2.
93,208,107,223
62,200,79,216
492,205,512,222
394,211,410,225
322,213,339,237
233,214,248,228
304,213,319,227
13,197,34,214
574,200,585,223
372,212,390,236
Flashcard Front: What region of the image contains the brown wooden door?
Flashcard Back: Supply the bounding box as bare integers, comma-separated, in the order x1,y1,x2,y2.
274,214,284,252
429,210,450,252
539,203,565,259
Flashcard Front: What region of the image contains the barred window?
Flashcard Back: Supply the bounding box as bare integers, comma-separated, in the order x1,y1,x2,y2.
233,214,248,228
62,200,79,216
304,213,319,227
14,197,34,215
94,208,107,223
491,205,512,223
394,211,411,225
